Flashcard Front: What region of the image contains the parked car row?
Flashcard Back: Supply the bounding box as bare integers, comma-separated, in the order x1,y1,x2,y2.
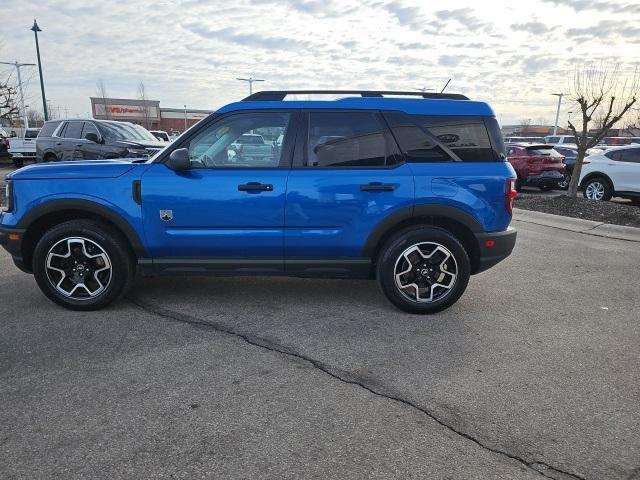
35,119,167,162
505,140,640,203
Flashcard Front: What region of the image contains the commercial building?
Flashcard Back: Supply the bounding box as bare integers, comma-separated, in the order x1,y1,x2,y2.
90,97,213,134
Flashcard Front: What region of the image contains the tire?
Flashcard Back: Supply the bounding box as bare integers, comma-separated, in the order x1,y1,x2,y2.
557,172,571,190
43,153,58,162
376,226,471,314
582,176,612,201
11,156,24,169
32,220,135,310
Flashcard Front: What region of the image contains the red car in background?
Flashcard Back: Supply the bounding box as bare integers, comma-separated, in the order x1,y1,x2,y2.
506,143,566,191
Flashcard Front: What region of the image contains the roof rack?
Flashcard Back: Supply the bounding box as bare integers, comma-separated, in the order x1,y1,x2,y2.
243,90,469,101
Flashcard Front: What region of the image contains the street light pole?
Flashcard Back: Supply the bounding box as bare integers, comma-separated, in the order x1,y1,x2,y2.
0,61,35,129
183,104,187,131
30,19,48,121
236,77,265,96
552,93,564,136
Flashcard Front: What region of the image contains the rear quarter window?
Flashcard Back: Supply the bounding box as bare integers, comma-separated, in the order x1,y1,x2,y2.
384,111,503,162
38,121,61,137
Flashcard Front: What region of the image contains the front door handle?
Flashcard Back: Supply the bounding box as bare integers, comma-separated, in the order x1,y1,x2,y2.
238,182,273,192
360,183,396,192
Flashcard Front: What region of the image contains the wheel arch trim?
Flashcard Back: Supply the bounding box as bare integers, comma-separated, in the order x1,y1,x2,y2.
17,199,146,257
362,204,484,258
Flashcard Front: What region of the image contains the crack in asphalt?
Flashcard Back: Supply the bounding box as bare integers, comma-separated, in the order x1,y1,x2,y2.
128,296,587,480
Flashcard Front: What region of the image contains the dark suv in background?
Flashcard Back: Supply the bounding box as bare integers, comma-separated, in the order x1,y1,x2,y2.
36,119,166,162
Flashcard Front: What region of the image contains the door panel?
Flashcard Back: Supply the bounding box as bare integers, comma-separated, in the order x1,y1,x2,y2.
141,110,295,263
141,164,288,258
284,110,414,261
284,165,414,258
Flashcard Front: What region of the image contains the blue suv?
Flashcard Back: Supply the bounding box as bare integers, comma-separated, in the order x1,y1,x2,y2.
0,90,517,313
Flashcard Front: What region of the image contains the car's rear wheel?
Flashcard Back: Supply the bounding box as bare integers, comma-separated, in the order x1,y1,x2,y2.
376,227,470,314
32,220,135,310
43,153,58,162
583,177,612,201
557,172,571,190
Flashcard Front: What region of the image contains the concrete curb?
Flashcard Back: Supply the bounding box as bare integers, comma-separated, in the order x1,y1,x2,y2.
513,208,640,242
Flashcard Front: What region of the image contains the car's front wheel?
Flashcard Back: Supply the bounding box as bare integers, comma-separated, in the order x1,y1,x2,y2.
32,220,135,310
583,177,612,201
376,227,471,314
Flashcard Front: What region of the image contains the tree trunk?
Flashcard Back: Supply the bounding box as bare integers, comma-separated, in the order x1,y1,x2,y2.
567,150,586,198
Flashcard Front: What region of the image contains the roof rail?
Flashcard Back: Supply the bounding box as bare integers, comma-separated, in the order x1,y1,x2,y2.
243,90,470,101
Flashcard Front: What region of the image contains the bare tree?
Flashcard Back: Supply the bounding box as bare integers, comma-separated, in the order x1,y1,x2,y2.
96,79,111,120
26,108,44,127
137,81,151,129
1,83,19,121
566,64,639,198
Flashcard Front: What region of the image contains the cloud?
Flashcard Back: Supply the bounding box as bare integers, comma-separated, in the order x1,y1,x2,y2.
511,21,552,35
183,24,313,50
541,0,640,13
434,8,489,32
566,20,640,40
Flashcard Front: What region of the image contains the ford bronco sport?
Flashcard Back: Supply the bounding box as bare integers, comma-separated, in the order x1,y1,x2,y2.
0,90,517,314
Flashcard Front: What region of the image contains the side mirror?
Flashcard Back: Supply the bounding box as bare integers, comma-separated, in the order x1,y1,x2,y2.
167,148,191,171
85,133,100,143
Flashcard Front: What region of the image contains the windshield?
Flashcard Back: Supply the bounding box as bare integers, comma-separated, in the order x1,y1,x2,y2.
96,122,157,142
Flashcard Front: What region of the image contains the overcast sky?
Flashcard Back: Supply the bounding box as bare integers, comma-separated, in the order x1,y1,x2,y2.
1,0,639,125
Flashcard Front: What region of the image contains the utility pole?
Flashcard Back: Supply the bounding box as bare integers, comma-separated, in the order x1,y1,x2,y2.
0,61,35,129
183,104,187,131
552,93,564,136
30,19,48,121
237,77,264,96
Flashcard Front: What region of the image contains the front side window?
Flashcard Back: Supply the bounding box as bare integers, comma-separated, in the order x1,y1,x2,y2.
306,111,400,167
62,121,84,139
82,122,100,139
187,112,290,168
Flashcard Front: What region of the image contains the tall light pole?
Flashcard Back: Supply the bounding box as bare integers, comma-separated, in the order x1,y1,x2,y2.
183,104,187,131
30,19,48,121
552,93,564,136
0,61,35,128
237,77,264,96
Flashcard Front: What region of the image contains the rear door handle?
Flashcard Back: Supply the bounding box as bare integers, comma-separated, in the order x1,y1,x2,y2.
55,142,63,146
360,183,396,192
238,182,273,192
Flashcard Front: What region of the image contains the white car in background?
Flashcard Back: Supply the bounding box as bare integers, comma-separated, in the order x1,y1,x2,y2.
579,144,640,202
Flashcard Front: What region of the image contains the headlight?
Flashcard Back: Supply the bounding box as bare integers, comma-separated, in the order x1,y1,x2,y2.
3,180,13,212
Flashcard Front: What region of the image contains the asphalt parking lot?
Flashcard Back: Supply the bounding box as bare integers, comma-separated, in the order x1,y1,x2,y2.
1,214,639,479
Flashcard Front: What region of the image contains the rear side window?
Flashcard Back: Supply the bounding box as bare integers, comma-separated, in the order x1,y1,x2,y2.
526,147,563,156
605,150,623,161
385,112,501,162
383,111,451,162
38,121,61,137
61,121,84,139
306,111,401,167
617,148,640,163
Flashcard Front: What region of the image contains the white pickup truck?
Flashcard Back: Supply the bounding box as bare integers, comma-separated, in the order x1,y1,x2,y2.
8,128,40,168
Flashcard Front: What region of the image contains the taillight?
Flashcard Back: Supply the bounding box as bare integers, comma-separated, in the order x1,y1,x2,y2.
505,178,517,216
